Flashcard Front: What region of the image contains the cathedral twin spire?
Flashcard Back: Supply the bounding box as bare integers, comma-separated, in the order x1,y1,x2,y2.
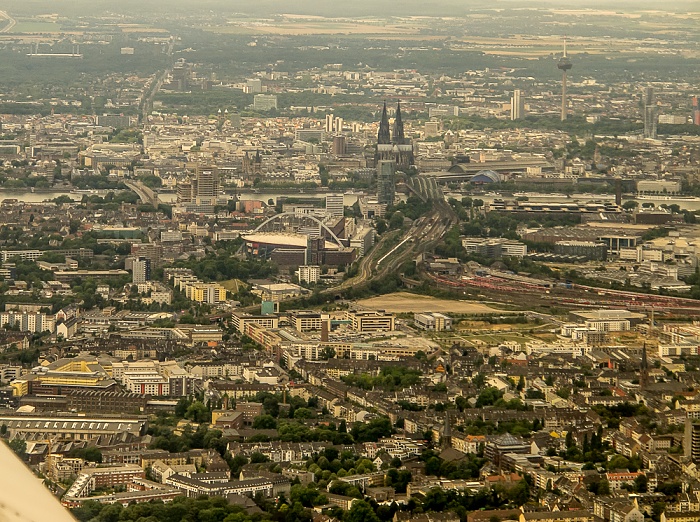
377,101,405,145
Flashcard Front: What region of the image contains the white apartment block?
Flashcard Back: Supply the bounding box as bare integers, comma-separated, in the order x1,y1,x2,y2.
584,319,630,333
414,312,452,331
0,311,55,333
297,265,321,284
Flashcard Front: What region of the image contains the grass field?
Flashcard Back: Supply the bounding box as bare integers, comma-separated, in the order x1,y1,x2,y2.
10,22,61,34
220,279,247,294
357,292,506,314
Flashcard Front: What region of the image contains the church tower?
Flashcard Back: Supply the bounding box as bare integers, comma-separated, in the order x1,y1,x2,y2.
242,151,251,177
392,102,414,168
253,150,262,174
442,411,452,449
378,102,391,145
393,102,406,144
374,101,413,168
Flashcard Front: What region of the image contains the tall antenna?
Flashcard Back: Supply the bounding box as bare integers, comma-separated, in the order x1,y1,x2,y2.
557,37,573,121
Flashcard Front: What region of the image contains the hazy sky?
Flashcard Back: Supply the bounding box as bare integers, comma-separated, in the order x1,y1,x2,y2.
6,0,700,17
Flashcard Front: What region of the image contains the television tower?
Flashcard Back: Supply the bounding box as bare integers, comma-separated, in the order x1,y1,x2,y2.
557,38,573,121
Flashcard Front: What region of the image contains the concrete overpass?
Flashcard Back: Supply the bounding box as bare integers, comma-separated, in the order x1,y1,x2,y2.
0,11,17,33
406,175,444,201
124,181,159,207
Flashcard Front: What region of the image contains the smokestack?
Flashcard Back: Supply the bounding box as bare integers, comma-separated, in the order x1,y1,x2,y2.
615,178,622,207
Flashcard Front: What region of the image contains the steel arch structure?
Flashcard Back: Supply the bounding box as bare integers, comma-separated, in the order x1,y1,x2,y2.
253,212,344,245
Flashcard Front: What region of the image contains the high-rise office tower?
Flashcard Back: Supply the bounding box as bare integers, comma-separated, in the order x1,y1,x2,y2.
325,114,334,133
193,166,220,206
643,86,657,139
132,257,151,284
306,236,324,265
172,61,192,91
376,160,396,206
511,89,524,120
557,39,573,121
332,135,346,155
325,194,344,217
692,96,700,126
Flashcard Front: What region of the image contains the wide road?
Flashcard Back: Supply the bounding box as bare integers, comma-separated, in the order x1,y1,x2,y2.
0,10,17,33
140,39,174,123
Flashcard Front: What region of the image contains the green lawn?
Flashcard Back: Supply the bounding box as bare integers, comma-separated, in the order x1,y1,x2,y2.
11,22,62,34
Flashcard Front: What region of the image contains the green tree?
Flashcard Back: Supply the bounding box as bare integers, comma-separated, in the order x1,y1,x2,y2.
69,446,102,463
252,415,278,430
320,346,336,360
508,479,531,506
294,408,314,419
8,438,26,459
634,474,648,493
250,452,269,464
185,401,211,423
345,500,380,522
389,212,404,230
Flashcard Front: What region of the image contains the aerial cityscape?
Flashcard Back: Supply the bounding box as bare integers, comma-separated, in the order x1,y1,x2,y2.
0,0,700,521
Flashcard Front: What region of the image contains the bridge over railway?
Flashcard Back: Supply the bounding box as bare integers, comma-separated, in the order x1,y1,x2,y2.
405,175,444,202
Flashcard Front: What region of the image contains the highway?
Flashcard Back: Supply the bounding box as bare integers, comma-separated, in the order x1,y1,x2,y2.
140,39,174,123
0,11,16,33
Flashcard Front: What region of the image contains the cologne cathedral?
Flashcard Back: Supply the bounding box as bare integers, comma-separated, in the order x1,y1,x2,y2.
375,102,414,169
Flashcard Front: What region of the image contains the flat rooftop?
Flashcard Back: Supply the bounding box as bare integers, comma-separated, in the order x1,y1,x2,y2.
242,233,337,249
570,309,647,321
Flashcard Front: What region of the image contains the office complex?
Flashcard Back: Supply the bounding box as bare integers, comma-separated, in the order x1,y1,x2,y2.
178,166,221,213
325,194,344,217
253,94,278,111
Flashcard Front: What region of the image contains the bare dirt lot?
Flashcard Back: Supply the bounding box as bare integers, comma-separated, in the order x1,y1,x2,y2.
357,292,505,314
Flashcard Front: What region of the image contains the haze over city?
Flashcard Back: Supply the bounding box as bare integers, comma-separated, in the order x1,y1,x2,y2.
0,1,698,521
